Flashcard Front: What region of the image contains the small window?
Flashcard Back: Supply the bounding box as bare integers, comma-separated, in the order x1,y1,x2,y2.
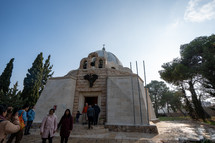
83,61,87,69
91,61,95,66
99,59,103,68
90,57,96,67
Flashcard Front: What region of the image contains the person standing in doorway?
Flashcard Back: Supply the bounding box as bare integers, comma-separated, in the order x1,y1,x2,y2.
87,105,94,129
82,103,88,125
24,106,35,135
93,104,100,125
58,109,73,143
40,109,57,143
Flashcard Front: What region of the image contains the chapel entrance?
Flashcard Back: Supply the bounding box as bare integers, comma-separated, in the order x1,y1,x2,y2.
85,96,98,106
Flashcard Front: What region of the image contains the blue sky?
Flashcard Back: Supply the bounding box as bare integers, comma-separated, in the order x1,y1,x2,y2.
0,0,215,90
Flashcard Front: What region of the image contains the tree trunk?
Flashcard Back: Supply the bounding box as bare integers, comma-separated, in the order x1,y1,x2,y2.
180,84,197,119
161,108,167,116
188,80,211,121
154,94,158,117
177,106,187,117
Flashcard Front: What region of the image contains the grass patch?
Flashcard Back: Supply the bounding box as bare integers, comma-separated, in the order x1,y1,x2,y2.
159,116,215,126
203,120,215,126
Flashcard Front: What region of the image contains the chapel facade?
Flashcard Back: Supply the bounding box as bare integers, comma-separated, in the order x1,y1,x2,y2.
34,48,157,132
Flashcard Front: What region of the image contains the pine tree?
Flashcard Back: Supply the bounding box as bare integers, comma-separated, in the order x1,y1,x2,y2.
0,58,14,93
21,53,43,105
39,55,54,95
0,82,23,108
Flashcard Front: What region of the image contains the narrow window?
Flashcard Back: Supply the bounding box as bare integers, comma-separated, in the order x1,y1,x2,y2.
99,59,103,68
90,57,96,67
83,61,87,69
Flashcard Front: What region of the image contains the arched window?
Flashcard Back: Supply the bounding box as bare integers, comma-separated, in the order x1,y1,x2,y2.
99,59,103,68
83,60,87,69
90,57,96,67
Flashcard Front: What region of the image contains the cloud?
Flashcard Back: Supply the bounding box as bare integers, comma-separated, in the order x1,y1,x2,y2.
184,0,215,22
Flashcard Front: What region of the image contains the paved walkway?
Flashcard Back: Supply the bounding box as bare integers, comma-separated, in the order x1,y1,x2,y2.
18,121,215,143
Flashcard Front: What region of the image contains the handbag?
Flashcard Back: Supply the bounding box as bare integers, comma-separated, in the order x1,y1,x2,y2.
18,111,25,130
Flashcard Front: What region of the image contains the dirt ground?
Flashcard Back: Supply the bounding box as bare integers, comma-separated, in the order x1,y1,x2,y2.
154,120,215,142
18,120,215,143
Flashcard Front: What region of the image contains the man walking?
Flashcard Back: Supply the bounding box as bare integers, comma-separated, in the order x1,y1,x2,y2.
93,104,100,125
87,105,94,129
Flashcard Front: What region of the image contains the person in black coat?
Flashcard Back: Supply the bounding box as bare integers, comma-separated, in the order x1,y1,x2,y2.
57,109,73,143
87,105,94,129
93,104,100,125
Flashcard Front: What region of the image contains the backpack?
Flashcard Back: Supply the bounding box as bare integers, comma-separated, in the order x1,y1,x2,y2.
18,111,25,130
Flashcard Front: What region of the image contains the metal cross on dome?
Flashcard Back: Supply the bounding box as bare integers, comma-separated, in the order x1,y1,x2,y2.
102,44,105,51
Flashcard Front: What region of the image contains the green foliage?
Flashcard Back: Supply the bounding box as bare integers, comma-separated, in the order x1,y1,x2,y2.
161,91,185,114
21,53,43,106
0,53,53,107
181,34,215,96
39,55,54,95
146,80,169,117
159,116,191,121
159,34,215,121
0,58,14,93
0,82,24,109
21,53,54,106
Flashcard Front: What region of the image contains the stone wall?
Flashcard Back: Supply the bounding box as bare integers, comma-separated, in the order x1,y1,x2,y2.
72,68,132,123
72,68,107,122
106,75,150,125
34,77,76,123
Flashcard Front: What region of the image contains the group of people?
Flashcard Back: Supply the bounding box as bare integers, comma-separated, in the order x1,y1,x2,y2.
40,108,73,143
81,103,100,129
0,104,35,143
0,103,100,143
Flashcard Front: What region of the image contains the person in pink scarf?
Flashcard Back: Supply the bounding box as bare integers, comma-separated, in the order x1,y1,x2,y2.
40,109,57,143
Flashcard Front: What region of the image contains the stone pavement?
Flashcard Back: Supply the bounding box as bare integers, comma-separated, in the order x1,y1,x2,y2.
19,121,215,143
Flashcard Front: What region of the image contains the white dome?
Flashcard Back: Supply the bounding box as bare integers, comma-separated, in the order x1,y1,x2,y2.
95,49,123,67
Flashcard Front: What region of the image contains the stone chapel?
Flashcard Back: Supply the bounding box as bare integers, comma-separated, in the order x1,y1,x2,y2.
34,48,157,132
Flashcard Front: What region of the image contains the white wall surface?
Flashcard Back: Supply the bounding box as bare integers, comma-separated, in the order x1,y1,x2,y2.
34,77,76,123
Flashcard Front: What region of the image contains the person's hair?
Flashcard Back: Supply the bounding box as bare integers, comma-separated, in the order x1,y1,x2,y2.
63,109,71,118
49,108,55,113
22,104,29,109
0,104,8,115
7,107,13,114
12,108,19,117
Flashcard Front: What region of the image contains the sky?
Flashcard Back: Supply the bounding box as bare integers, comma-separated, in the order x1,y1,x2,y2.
0,0,215,90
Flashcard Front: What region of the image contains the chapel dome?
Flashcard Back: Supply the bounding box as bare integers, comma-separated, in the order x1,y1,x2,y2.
65,48,132,77
95,48,123,67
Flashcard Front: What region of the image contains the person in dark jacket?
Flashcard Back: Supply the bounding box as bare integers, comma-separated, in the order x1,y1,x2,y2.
57,109,73,143
87,105,94,129
75,111,81,123
24,106,35,135
93,104,100,125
